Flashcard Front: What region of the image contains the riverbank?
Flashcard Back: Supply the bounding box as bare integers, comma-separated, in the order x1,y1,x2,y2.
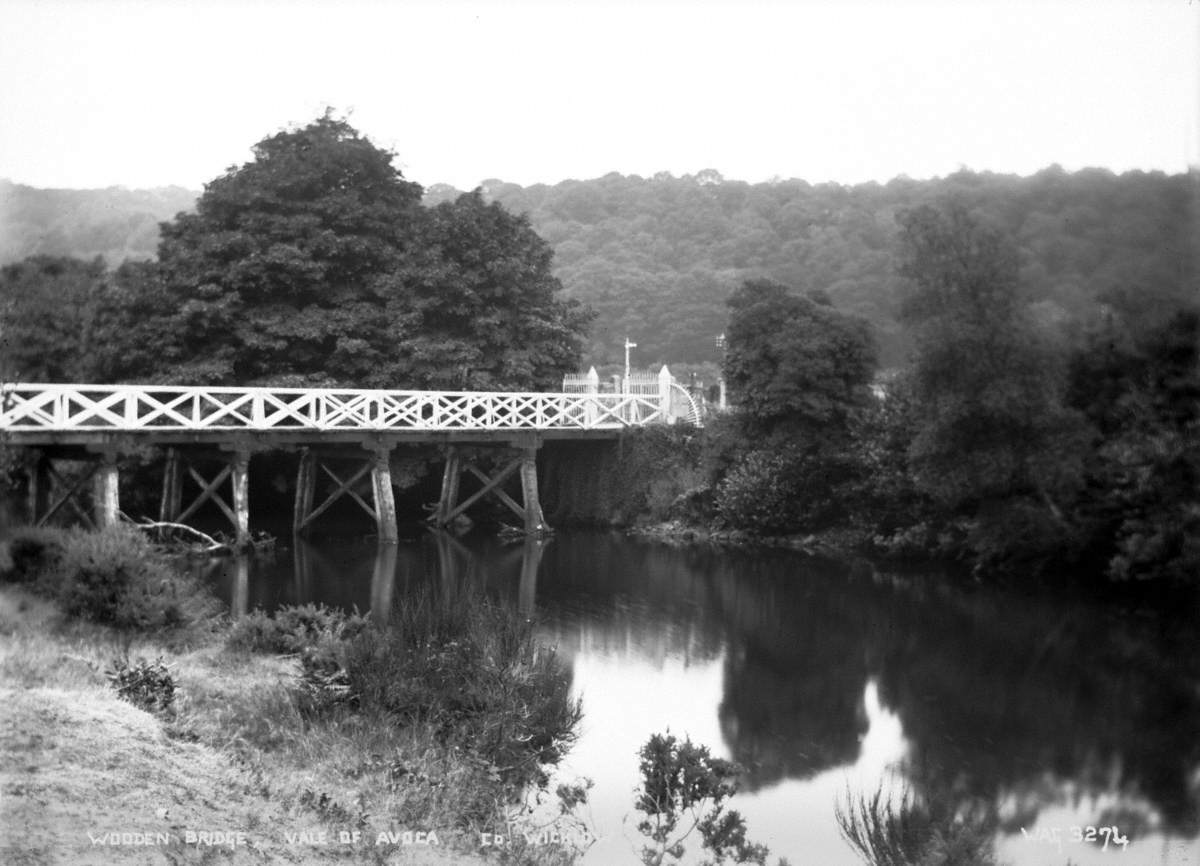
0,585,506,865
0,528,589,866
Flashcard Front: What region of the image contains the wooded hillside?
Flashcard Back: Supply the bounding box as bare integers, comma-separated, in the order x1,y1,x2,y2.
3,167,1193,368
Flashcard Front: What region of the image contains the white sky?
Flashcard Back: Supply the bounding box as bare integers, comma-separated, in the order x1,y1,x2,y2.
1,0,1196,191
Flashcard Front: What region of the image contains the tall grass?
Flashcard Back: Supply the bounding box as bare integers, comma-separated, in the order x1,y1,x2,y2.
836,786,997,866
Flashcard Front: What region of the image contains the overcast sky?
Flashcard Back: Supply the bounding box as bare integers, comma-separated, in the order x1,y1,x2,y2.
1,0,1196,192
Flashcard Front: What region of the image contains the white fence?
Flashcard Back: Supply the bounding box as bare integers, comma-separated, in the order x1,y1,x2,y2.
0,383,686,434
562,366,702,426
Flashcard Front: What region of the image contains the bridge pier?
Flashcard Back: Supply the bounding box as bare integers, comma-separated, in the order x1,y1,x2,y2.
431,439,549,535
293,446,398,543
25,449,120,530
92,449,121,528
161,448,253,548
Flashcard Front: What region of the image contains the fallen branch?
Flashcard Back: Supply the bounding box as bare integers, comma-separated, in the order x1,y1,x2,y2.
121,515,227,552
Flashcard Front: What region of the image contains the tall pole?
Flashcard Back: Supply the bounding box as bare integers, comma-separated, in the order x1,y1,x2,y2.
716,333,727,411
624,337,637,392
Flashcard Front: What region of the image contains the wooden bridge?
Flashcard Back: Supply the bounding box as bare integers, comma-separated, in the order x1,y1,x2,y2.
1,371,700,544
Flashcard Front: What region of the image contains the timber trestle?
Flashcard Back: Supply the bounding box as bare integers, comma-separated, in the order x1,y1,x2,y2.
429,440,548,535
293,447,398,543
24,447,120,530
15,438,551,546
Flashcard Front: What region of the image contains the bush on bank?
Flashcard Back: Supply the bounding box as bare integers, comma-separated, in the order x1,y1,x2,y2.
228,593,582,805
1,524,220,631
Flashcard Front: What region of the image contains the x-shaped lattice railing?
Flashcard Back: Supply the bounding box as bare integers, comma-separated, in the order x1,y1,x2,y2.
0,383,680,433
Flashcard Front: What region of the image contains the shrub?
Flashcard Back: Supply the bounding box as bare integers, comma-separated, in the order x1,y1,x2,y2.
2,525,221,632
226,603,369,655
53,527,198,629
634,732,768,865
341,591,581,791
107,656,176,716
714,451,804,534
1,527,68,587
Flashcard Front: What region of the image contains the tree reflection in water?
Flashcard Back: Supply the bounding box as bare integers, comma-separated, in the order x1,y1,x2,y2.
197,532,1200,865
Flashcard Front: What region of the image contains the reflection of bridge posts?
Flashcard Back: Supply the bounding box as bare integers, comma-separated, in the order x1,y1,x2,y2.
369,543,398,627
433,529,474,599
293,539,315,603
231,555,250,618
518,536,547,618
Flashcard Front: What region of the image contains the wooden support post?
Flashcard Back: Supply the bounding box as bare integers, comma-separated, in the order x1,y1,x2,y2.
433,447,462,526
92,450,121,528
370,447,398,544
27,452,49,526
293,450,316,537
160,448,183,522
519,448,548,534
231,450,251,548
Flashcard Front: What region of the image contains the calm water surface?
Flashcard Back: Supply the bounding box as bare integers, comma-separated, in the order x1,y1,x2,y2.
201,530,1200,866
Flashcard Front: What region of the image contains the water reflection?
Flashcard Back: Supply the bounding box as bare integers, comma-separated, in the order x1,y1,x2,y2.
197,532,1200,865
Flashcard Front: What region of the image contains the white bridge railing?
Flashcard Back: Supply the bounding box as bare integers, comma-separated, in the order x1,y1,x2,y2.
0,383,684,434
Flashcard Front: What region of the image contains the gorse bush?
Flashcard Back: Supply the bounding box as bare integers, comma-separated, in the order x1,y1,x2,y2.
1,527,67,588
342,591,581,790
2,525,220,632
54,527,212,630
634,732,769,866
229,590,581,797
107,656,176,717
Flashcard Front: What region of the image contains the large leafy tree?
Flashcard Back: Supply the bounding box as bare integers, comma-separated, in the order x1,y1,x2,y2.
380,189,591,390
715,278,876,533
157,114,425,386
723,278,876,439
897,203,1085,510
157,114,586,388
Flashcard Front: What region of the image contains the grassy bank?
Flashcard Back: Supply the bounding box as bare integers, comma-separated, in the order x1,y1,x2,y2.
0,527,588,865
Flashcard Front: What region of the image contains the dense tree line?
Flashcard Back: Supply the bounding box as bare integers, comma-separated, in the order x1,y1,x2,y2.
710,203,1198,584
4,166,1192,370
450,166,1194,367
0,179,194,267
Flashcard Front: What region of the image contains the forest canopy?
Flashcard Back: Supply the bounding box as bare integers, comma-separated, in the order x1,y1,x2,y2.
2,165,1191,371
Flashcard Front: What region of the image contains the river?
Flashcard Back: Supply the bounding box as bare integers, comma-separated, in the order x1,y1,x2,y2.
199,529,1200,866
